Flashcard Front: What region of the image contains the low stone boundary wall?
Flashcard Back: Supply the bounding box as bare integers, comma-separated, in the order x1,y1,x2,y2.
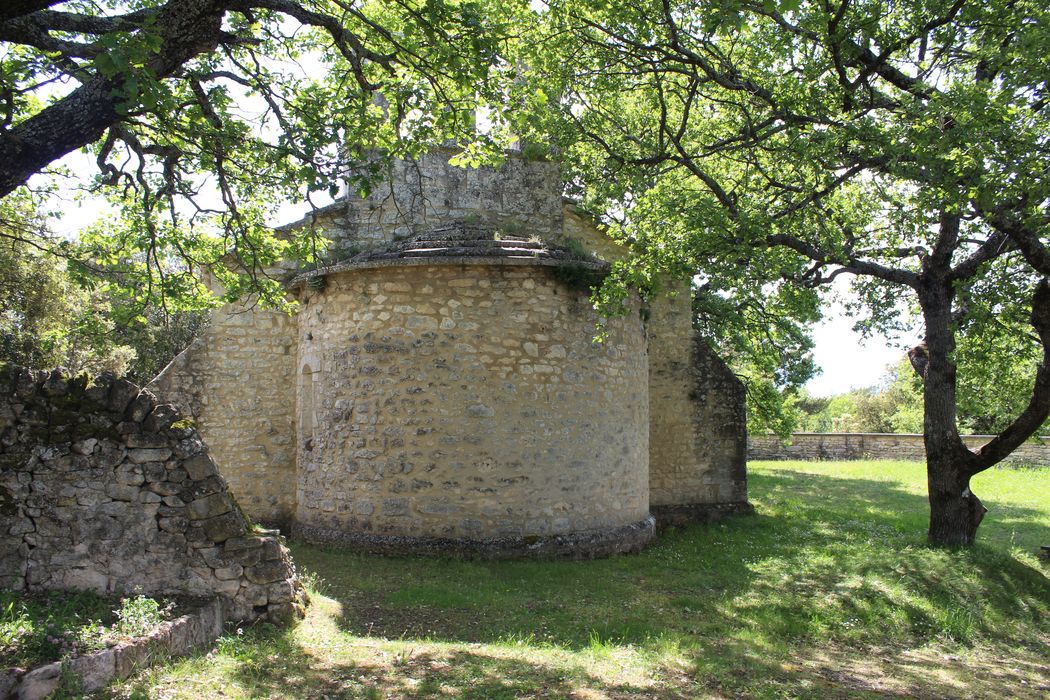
0,366,306,625
748,433,1050,466
1,598,224,700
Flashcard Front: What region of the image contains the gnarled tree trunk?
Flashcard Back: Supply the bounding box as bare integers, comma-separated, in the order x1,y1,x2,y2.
915,249,1050,546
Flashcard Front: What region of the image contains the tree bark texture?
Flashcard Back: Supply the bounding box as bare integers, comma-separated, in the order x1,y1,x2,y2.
0,0,225,198
917,227,989,546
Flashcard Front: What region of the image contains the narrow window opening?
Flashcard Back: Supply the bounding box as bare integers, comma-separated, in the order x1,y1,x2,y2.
301,363,316,450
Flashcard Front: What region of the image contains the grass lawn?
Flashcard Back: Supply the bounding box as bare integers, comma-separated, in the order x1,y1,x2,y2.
103,460,1049,699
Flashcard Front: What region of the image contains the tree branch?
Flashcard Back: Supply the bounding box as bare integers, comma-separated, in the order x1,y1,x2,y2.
0,1,63,24
969,279,1050,473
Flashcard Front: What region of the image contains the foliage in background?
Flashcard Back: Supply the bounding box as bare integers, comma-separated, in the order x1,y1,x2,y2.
693,278,818,438
797,356,1048,436
0,0,531,312
796,359,924,434
0,192,208,380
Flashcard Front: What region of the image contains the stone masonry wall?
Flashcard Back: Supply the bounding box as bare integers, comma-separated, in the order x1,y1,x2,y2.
0,367,305,624
647,287,749,519
319,150,564,259
151,302,298,527
293,263,652,554
749,432,1050,466
563,209,751,520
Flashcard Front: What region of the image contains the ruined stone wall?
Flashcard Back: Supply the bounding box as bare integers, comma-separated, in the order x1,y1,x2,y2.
293,262,652,556
319,150,564,258
0,367,305,624
151,303,298,527
646,287,749,522
748,432,1050,466
562,207,628,262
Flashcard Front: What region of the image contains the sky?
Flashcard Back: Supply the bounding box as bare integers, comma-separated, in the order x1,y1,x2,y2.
805,305,910,397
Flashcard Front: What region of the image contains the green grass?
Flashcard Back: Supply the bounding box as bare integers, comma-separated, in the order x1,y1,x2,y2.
102,460,1049,699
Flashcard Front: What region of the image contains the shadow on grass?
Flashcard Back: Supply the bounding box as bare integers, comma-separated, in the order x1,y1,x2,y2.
289,470,1047,648
292,469,1048,695
124,468,1047,698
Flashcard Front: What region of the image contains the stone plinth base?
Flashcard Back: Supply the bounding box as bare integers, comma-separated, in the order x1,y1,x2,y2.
650,502,755,529
292,516,656,560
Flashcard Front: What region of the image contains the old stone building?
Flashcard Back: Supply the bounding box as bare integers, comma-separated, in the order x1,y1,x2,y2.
151,150,750,558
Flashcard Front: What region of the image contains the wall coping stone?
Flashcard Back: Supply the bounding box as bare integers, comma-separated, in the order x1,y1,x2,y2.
289,252,608,289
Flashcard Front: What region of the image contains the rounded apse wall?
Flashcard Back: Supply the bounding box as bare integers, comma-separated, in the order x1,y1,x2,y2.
292,261,653,558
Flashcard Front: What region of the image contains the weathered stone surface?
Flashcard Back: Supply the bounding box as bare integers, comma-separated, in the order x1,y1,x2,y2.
71,438,97,455
1,367,304,629
126,392,156,422
112,640,148,678
267,580,295,603
158,516,188,533
127,448,173,464
0,668,20,698
292,263,651,551
107,379,139,414
213,564,243,580
183,453,218,481
245,560,289,585
16,661,60,700
125,433,169,449
69,647,116,692
200,511,245,542
144,404,179,433
187,493,232,520
223,535,265,552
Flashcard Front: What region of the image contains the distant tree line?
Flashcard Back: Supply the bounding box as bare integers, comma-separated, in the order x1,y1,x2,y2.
793,358,1047,437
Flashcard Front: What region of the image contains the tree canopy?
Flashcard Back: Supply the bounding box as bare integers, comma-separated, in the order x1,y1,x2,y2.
0,0,524,308
514,0,1050,543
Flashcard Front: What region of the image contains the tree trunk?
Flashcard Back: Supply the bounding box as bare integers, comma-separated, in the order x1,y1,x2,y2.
916,234,985,546
926,459,986,545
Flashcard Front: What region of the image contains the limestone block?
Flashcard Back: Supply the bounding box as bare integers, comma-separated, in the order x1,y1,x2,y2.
127,448,173,464
126,392,156,422
213,564,243,580
69,647,116,693
200,511,245,542
187,493,232,520
112,640,149,678
245,560,289,585
183,453,218,481
15,661,60,700
142,404,177,432
107,379,140,414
